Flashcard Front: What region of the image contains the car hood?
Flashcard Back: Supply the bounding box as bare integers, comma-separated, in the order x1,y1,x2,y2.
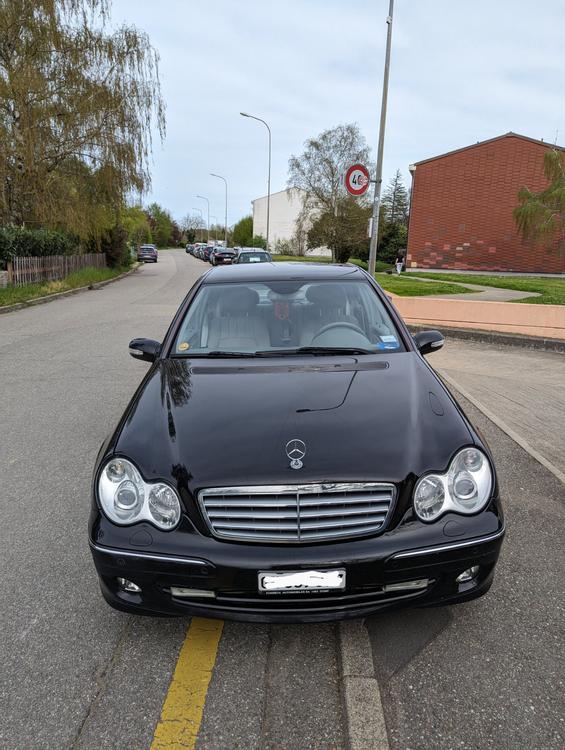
114,354,472,490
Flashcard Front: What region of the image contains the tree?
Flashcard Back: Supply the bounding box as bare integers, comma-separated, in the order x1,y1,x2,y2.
121,205,152,247
232,215,253,246
0,0,165,240
231,214,266,248
308,197,371,263
514,149,565,252
288,124,372,262
381,170,409,225
180,213,204,243
146,203,174,247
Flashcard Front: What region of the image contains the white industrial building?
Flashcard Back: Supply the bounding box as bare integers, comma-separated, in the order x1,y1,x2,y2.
252,188,331,256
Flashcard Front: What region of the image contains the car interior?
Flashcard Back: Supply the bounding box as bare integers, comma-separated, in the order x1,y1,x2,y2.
174,281,402,354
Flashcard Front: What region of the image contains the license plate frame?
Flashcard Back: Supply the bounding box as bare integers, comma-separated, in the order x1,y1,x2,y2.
258,568,346,593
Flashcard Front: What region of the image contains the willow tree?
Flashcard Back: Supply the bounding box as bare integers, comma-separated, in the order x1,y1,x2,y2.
514,148,565,252
0,0,165,240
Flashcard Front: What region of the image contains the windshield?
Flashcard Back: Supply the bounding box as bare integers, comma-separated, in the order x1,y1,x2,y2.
238,252,270,263
173,280,404,356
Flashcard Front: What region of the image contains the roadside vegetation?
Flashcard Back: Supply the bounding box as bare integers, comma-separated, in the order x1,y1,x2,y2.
0,0,184,277
410,273,565,305
0,266,128,307
287,124,409,264
376,274,469,297
270,254,466,296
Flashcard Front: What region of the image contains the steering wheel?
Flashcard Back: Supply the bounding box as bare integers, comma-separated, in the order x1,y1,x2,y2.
313,321,367,339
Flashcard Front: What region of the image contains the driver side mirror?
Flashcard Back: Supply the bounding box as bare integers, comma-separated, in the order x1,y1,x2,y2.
129,338,161,362
413,330,444,356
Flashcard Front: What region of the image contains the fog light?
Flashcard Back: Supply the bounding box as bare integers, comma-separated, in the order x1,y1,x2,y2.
170,587,216,598
384,579,429,592
117,577,142,593
456,566,479,583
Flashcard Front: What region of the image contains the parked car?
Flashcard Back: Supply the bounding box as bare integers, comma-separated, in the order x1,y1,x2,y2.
137,244,158,263
89,262,504,622
235,250,271,264
201,246,215,262
211,248,236,265
185,244,194,254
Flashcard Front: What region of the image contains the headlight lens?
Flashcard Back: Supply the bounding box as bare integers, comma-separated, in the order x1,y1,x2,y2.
414,448,493,522
98,458,181,530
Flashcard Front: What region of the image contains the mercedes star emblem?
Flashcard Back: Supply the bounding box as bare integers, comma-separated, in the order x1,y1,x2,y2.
285,439,306,470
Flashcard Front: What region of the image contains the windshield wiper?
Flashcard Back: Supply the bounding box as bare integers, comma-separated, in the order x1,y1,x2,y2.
254,346,374,356
178,350,257,358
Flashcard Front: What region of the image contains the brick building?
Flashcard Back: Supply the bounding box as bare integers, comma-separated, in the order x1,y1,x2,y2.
406,132,565,273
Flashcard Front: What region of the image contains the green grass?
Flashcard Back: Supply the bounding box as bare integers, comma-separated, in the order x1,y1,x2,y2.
0,266,128,307
410,272,565,305
270,254,467,296
375,273,469,297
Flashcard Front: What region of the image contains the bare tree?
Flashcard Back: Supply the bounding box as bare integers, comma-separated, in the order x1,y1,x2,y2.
288,124,372,261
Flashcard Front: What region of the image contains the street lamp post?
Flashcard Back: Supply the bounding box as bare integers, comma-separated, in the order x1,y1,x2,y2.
210,215,218,241
368,0,395,277
196,195,210,243
240,112,271,252
210,173,228,246
192,207,203,242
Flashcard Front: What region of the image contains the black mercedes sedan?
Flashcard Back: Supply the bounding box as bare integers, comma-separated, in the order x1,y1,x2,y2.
89,262,505,622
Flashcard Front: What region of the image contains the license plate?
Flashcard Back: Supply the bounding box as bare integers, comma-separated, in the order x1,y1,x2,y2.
258,569,346,593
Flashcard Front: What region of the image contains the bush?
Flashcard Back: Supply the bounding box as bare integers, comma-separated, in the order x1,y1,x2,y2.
99,224,131,268
0,227,76,268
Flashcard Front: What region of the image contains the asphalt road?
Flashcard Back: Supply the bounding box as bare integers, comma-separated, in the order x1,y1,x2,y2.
1,250,562,749
0,251,344,750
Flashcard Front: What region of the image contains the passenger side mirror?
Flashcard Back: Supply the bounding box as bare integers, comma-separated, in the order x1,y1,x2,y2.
129,338,161,362
413,330,444,356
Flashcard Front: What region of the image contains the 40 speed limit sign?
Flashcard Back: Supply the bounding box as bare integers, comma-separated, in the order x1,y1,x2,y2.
344,163,370,196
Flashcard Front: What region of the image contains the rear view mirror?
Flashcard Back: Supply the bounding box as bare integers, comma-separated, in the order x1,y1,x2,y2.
413,330,444,356
129,338,161,362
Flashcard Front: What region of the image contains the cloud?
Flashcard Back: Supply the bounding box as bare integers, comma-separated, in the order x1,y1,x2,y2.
113,0,565,224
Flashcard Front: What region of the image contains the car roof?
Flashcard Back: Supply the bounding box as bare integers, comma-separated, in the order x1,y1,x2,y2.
203,262,366,283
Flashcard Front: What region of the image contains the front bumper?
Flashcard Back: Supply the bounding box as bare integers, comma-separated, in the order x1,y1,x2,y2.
89,512,505,622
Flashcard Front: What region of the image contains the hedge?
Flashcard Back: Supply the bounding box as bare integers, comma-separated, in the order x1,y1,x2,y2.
0,227,76,268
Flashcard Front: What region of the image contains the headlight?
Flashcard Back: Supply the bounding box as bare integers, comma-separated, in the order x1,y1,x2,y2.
413,448,493,522
98,458,181,530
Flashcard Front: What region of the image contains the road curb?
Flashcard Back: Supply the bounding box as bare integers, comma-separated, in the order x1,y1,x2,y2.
439,371,565,487
338,620,390,750
408,323,565,353
0,263,142,315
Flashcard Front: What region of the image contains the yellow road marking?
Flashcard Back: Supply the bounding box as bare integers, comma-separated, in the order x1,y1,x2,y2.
151,617,224,750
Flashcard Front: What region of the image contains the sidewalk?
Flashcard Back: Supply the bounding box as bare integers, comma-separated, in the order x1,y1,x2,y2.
408,276,540,302
432,338,565,480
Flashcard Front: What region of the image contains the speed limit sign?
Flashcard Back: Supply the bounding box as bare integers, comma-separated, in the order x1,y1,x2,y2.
345,163,370,196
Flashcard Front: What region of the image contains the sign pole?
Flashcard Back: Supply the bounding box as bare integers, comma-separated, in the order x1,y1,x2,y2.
368,0,395,277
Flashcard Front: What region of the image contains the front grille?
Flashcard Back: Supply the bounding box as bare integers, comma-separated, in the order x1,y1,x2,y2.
197,483,395,543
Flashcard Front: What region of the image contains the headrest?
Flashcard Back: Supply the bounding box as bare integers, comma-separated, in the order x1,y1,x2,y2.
306,283,347,308
219,286,259,314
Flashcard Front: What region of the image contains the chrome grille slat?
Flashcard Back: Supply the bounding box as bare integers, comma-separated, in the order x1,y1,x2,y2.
198,482,395,543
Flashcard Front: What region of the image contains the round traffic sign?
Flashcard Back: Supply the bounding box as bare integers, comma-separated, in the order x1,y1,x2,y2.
345,163,370,196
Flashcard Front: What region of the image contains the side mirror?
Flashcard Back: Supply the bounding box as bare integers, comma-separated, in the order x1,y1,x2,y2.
413,330,444,356
129,338,161,362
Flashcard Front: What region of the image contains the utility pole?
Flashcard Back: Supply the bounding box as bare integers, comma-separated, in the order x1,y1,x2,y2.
368,0,395,277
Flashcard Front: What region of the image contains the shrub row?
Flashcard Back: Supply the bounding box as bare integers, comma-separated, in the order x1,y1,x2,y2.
0,227,76,268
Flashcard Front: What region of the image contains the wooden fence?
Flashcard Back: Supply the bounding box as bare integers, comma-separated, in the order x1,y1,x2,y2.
7,253,107,286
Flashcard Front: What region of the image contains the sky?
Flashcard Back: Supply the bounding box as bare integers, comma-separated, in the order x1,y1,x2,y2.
113,0,565,228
